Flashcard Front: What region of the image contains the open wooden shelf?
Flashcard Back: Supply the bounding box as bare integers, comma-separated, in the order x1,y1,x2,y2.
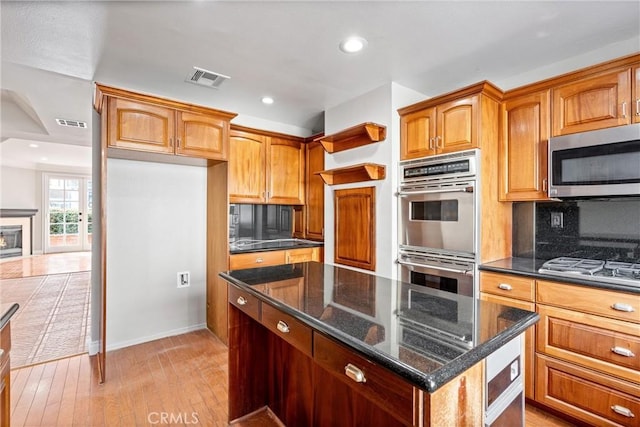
317,163,386,185
314,122,386,153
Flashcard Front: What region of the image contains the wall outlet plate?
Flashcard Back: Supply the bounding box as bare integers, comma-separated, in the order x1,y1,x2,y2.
177,271,190,288
550,211,564,229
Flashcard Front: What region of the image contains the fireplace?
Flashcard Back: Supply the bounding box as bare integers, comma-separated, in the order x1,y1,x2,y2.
0,225,23,258
0,209,38,259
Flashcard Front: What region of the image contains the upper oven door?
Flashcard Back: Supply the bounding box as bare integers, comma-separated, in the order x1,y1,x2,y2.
548,124,640,198
399,181,476,255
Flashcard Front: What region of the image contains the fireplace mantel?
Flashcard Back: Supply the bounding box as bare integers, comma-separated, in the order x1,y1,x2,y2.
0,209,38,218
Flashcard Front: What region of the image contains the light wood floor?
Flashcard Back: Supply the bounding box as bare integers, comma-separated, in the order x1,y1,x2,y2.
0,252,91,280
9,329,576,427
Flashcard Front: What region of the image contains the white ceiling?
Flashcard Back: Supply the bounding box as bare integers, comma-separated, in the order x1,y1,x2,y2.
1,1,639,170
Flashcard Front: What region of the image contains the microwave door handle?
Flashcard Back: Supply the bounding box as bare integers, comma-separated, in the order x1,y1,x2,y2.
398,187,474,196
397,259,473,276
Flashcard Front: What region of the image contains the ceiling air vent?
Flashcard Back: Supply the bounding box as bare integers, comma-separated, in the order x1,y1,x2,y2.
185,66,230,89
56,118,87,128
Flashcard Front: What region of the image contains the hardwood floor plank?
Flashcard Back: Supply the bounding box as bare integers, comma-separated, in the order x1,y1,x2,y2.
9,329,572,427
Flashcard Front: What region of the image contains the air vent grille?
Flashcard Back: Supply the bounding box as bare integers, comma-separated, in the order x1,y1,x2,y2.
185,67,230,89
56,118,87,128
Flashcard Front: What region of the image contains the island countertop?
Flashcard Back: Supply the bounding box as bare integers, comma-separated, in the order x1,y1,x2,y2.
220,261,538,392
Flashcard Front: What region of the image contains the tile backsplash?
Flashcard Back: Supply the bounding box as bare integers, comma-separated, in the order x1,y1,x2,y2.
513,198,640,261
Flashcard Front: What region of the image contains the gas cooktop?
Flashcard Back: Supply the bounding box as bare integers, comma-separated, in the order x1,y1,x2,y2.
539,257,640,287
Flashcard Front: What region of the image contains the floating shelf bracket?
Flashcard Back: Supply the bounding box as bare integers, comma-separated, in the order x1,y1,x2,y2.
317,163,386,185
314,122,386,154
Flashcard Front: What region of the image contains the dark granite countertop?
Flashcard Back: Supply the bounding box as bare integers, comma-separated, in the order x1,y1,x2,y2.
0,303,19,330
480,257,640,294
220,261,538,393
229,238,324,254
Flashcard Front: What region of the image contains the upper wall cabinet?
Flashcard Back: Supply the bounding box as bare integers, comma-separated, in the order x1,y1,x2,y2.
305,140,325,240
228,126,305,205
95,84,236,161
552,68,632,136
633,64,640,124
398,82,503,160
499,90,551,201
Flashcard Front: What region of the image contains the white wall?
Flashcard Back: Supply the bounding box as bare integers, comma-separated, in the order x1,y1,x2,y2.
323,83,425,279
106,158,207,350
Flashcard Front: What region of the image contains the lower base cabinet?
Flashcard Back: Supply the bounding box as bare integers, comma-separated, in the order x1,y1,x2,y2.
227,284,487,427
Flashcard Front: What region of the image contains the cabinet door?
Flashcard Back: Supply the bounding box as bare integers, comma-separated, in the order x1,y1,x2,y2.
268,137,305,204
107,97,174,154
436,95,478,153
400,107,437,160
305,141,325,240
499,90,550,201
552,68,631,136
634,66,640,124
175,111,228,160
334,187,375,271
229,130,267,203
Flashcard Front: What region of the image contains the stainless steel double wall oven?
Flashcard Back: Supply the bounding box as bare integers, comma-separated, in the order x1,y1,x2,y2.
397,150,479,297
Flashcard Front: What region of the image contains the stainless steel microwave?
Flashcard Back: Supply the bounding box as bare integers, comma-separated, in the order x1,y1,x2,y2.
548,123,640,198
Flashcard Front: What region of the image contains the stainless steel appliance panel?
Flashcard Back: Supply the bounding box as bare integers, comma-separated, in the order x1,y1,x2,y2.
399,183,476,255
398,252,475,297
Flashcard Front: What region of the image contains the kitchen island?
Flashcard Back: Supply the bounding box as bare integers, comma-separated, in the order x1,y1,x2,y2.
220,262,538,427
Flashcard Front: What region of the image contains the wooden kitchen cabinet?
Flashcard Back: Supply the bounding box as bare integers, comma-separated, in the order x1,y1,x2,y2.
552,68,632,136
334,187,376,271
228,126,305,204
499,90,551,201
634,65,640,124
305,140,325,241
99,85,235,160
535,279,640,426
398,81,503,160
480,271,536,400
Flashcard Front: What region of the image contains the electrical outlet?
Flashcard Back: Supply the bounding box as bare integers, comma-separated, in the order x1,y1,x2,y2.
550,211,564,229
177,271,190,288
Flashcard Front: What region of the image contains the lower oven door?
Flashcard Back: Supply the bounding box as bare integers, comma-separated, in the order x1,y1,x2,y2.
399,182,476,255
398,253,475,297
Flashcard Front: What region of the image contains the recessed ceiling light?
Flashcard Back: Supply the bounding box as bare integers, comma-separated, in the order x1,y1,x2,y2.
339,36,367,54
261,96,274,105
29,143,39,148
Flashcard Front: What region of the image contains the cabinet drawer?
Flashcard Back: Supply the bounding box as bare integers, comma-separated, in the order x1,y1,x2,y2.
536,354,640,427
285,247,319,263
230,251,286,270
537,304,640,383
228,285,261,321
261,303,312,357
537,280,640,323
480,272,535,301
313,332,414,426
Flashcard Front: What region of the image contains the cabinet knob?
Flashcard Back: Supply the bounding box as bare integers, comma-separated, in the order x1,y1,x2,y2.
236,296,247,306
276,320,290,334
611,346,635,358
498,283,513,291
611,302,634,312
429,137,435,150
611,405,635,418
344,363,366,383
621,101,627,118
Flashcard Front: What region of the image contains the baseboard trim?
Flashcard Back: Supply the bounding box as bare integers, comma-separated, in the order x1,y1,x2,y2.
103,323,208,352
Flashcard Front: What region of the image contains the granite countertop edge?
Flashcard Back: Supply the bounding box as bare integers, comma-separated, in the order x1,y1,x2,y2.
480,257,640,294
229,240,324,254
220,272,539,393
0,303,20,330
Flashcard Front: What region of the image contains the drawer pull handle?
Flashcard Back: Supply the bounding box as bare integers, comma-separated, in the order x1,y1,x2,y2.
0,349,4,359
611,405,635,418
611,303,634,313
611,347,635,358
345,363,366,383
276,320,290,334
498,283,512,291
256,258,264,263
236,296,247,306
